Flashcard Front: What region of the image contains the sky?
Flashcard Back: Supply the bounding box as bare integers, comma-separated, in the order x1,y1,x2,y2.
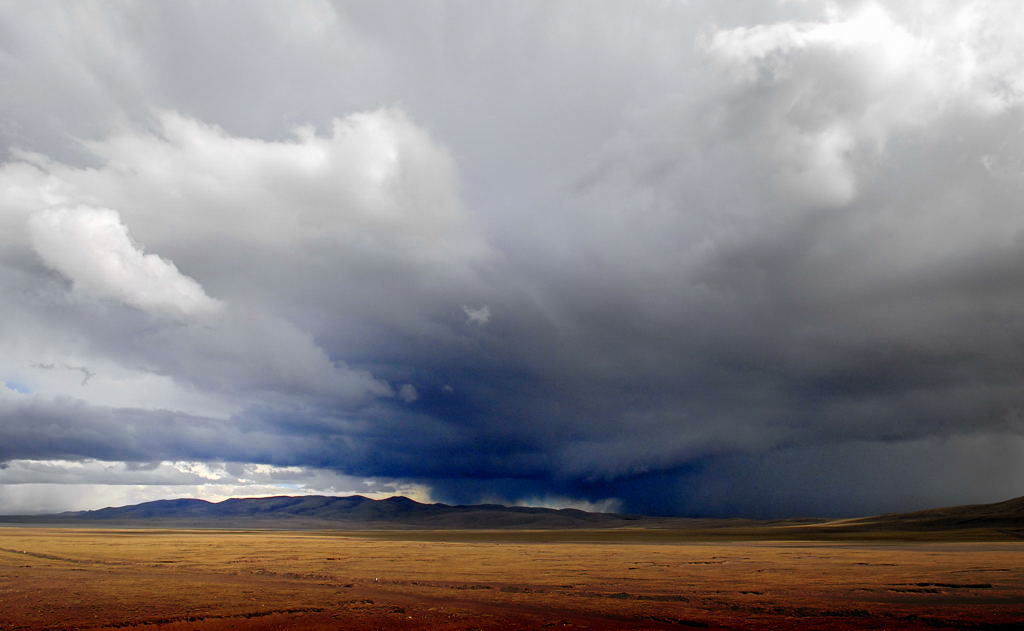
1,0,1024,517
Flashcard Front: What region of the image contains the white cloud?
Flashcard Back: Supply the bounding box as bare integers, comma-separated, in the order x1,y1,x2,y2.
462,304,491,326
62,109,489,265
703,1,1024,207
0,108,476,414
28,205,221,317
397,383,418,403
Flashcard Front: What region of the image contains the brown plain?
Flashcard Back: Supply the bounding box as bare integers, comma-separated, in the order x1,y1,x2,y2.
1,527,1022,630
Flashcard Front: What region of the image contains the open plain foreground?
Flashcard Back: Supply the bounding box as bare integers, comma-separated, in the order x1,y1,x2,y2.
1,528,1022,631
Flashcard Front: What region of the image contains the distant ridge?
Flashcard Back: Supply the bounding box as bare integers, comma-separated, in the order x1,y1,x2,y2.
3,495,651,530
2,494,1022,536
838,495,1024,531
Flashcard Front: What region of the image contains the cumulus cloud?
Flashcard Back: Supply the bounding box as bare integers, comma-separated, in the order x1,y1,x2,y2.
71,109,485,263
29,205,221,316
398,383,419,403
462,304,491,326
0,107,465,415
702,1,1024,207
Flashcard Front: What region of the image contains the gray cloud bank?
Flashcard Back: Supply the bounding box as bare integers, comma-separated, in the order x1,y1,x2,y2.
1,0,1024,516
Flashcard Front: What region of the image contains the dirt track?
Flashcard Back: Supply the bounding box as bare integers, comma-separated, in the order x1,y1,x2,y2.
1,528,1022,630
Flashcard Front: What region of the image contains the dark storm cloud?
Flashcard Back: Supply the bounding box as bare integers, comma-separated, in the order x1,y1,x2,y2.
1,0,1024,515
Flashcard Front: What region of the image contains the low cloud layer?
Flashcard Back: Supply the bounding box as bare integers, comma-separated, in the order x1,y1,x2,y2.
1,1,1023,516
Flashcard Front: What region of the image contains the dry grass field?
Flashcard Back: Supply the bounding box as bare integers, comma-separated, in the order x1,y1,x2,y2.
1,527,1022,630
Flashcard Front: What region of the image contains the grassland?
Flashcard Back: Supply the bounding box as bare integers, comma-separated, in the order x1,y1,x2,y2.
1,527,1022,630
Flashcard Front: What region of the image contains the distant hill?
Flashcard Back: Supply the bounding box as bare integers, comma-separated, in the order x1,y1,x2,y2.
745,495,1024,541
837,495,1024,531
0,495,657,529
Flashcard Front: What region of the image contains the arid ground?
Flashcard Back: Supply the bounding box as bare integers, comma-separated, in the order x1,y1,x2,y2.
1,528,1022,630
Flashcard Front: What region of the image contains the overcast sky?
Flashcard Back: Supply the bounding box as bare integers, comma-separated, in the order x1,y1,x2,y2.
2,0,1023,517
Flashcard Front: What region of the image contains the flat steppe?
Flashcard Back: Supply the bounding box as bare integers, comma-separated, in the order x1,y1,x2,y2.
1,527,1022,630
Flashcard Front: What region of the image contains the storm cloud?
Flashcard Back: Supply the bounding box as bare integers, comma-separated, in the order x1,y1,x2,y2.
1,0,1023,516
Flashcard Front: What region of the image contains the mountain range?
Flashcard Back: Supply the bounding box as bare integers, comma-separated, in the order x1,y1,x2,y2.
1,494,1022,535
1,495,655,529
